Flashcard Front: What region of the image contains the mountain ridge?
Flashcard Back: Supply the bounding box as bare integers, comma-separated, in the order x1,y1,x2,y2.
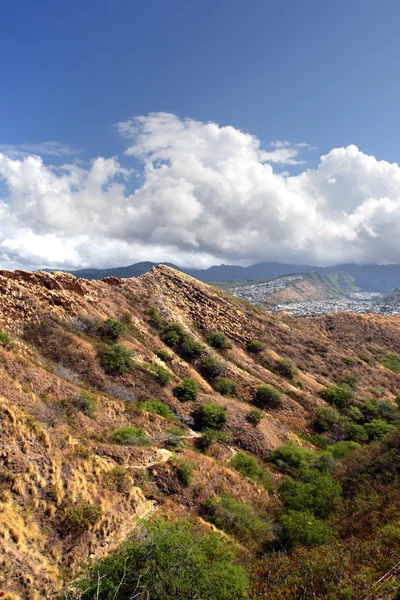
65,260,400,292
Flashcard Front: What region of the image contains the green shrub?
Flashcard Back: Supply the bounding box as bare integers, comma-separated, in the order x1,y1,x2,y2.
173,377,199,402
99,318,127,342
275,358,296,380
137,399,175,420
254,385,283,410
206,331,231,350
326,441,361,459
230,451,273,492
147,306,164,330
199,355,226,381
313,406,340,432
101,344,133,375
337,374,358,390
396,394,400,407
213,377,236,396
175,458,194,486
73,519,249,600
279,473,341,519
320,385,353,409
206,495,272,546
196,428,229,452
296,380,305,389
61,502,102,535
342,356,355,366
162,324,204,362
156,349,171,362
247,408,265,425
344,405,364,423
338,418,369,443
278,510,331,551
246,339,264,354
193,403,227,431
377,351,400,373
267,443,319,476
0,332,13,348
364,419,396,441
111,426,149,445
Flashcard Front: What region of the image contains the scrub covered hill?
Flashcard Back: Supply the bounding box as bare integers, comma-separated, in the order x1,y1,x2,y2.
0,265,399,599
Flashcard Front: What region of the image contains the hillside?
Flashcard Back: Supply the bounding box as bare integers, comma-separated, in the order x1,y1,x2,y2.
213,272,359,306
0,266,400,599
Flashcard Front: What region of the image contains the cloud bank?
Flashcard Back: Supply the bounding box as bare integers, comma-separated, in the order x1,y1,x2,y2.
1,112,400,270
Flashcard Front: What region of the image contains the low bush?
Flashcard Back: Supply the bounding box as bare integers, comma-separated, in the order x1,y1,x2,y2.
247,408,265,425
230,451,273,492
364,419,396,441
326,440,361,459
156,349,171,362
320,385,353,409
246,339,264,354
149,363,171,386
164,426,186,448
206,495,272,547
199,355,226,381
279,473,341,519
162,323,205,362
98,318,127,342
313,406,340,432
72,518,249,600
196,428,229,452
254,385,283,410
337,374,358,390
275,358,296,380
342,356,355,366
278,510,332,551
206,331,231,350
61,502,102,535
137,399,175,420
193,403,227,431
213,377,236,396
101,344,133,375
0,332,13,348
111,426,149,445
377,351,400,373
175,458,195,486
147,306,164,330
173,377,199,402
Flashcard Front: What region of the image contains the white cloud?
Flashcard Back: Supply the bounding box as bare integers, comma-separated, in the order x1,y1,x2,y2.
1,113,400,270
0,141,78,159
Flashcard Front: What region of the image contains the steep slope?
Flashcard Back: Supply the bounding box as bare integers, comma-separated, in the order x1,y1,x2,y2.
0,266,400,598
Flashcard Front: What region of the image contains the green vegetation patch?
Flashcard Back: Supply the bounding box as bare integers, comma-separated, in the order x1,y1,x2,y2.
73,518,249,600
206,331,231,350
193,403,227,431
101,344,133,375
137,398,175,420
377,350,400,373
173,377,199,402
254,385,283,410
230,451,273,492
213,376,236,396
110,426,149,445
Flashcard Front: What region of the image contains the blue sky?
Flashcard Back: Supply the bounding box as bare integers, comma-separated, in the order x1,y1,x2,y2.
2,0,400,163
1,0,400,269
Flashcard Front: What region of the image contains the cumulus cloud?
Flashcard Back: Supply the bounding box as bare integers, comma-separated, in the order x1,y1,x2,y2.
1,112,400,270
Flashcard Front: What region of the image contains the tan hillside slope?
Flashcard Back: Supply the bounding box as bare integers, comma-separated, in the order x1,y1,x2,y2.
0,265,400,598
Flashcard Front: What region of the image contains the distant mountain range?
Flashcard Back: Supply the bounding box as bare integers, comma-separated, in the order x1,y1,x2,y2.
67,261,400,293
